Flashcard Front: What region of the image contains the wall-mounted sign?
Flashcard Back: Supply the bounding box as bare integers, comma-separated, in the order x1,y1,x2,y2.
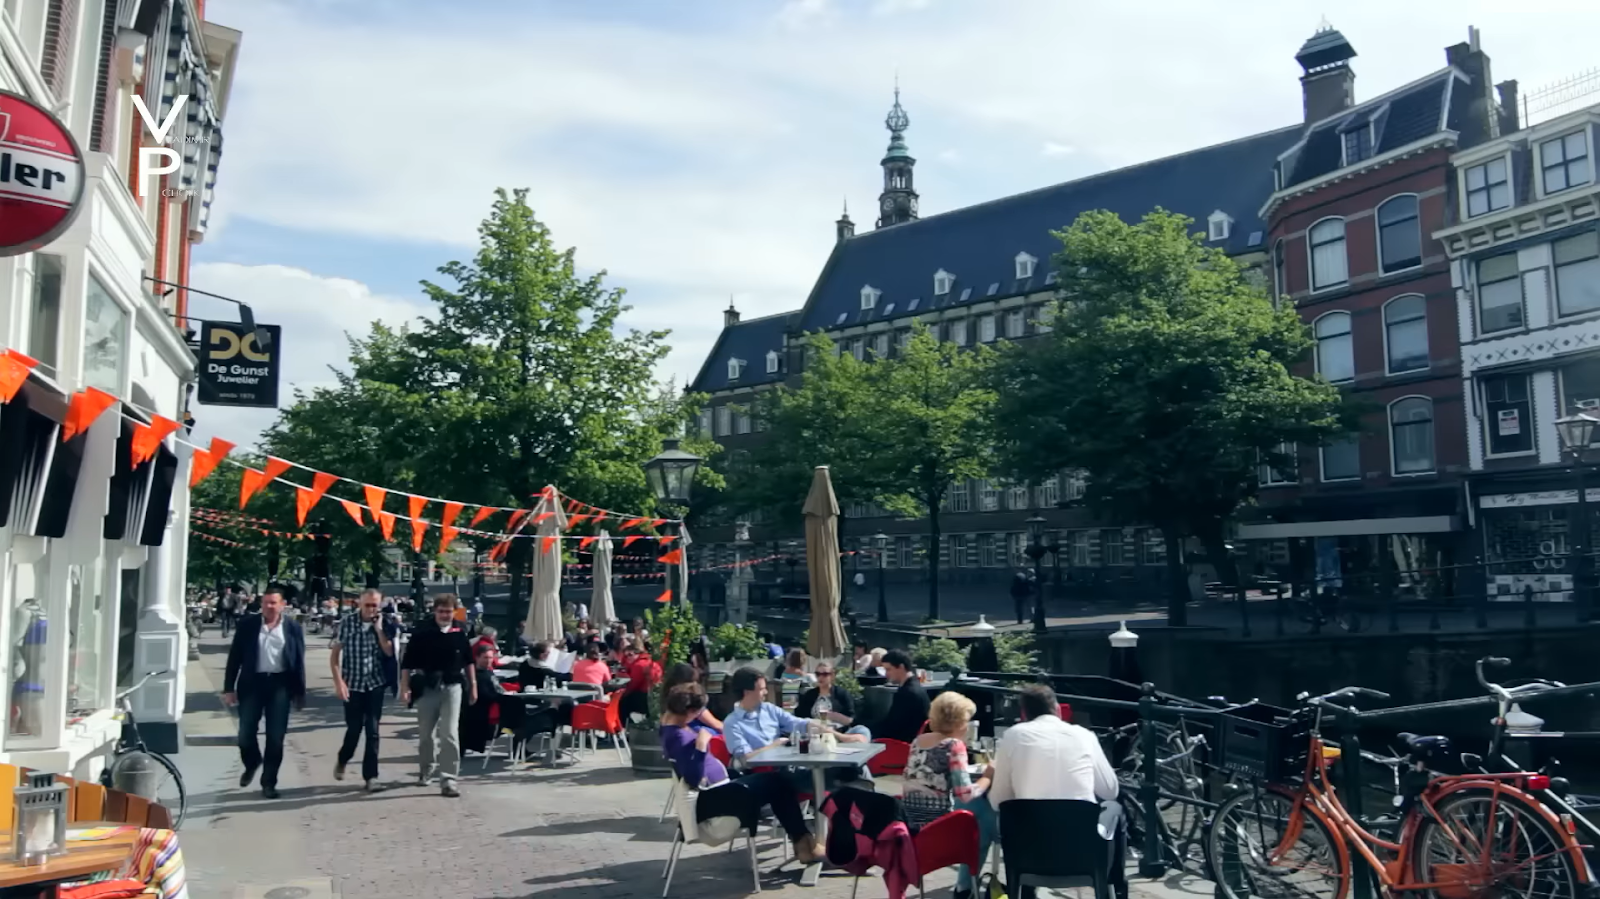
0,90,86,256
196,321,281,408
1496,408,1521,436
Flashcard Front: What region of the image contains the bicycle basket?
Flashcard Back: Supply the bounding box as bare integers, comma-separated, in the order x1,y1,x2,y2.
1216,703,1309,782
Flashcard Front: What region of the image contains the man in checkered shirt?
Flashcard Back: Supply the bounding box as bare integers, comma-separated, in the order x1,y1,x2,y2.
330,588,395,791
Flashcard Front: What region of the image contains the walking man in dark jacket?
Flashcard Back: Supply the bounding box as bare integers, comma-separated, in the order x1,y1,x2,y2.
223,587,306,799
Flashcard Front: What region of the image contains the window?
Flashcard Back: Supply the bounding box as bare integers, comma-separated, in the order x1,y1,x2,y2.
861,285,881,309
948,319,968,346
1044,271,1059,285
735,410,752,435
897,536,916,569
934,270,954,296
1015,253,1036,279
28,254,63,377
1141,530,1167,566
1377,195,1422,273
715,405,731,436
977,315,996,343
1069,531,1092,567
727,358,744,380
698,409,712,437
765,350,780,374
1390,397,1435,474
1560,358,1600,445
1482,374,1533,456
949,479,970,513
82,276,127,395
1034,475,1059,509
67,558,107,714
7,547,51,742
850,338,865,361
872,333,889,358
1258,442,1297,486
1064,470,1087,500
987,283,1000,296
1208,210,1232,241
1554,230,1600,318
1308,218,1348,291
894,329,911,352
978,479,1000,512
1384,295,1428,374
1342,125,1374,165
1477,253,1524,333
1102,530,1129,565
1007,482,1029,510
1314,312,1354,383
1033,305,1054,333
1465,157,1510,217
979,535,1001,568
1004,310,1025,338
1541,130,1592,194
1320,436,1361,481
1272,240,1286,304
1006,532,1026,568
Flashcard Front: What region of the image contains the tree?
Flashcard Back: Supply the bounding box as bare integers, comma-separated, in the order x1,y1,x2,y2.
988,209,1348,625
186,462,271,591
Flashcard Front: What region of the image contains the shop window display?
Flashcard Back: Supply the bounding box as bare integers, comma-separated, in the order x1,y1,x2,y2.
8,557,51,743
67,557,106,715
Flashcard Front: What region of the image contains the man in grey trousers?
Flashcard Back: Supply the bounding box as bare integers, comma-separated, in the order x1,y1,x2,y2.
400,594,477,797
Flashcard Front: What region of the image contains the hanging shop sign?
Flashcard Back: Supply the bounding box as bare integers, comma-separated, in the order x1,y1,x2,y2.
197,321,281,408
0,90,87,257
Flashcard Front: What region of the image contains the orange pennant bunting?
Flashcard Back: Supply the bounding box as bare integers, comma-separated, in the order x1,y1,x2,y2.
410,517,427,552
364,485,387,522
621,517,644,530
542,534,557,554
659,534,678,545
60,388,118,442
264,456,292,481
295,487,317,526
506,509,530,533
533,511,553,526
470,507,495,527
658,548,683,565
0,352,37,404
651,518,668,527
339,499,365,525
623,535,642,548
130,414,181,467
489,541,510,563
439,525,460,553
653,589,671,603
565,498,578,513
377,511,396,541
442,502,463,529
187,438,234,488
579,536,596,550
306,471,338,508
407,494,427,522
239,469,270,508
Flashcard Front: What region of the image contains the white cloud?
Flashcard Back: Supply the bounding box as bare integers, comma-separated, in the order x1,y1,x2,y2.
937,148,963,164
777,0,836,29
1041,142,1076,157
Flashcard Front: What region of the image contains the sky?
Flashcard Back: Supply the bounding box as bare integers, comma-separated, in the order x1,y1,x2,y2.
186,0,1600,448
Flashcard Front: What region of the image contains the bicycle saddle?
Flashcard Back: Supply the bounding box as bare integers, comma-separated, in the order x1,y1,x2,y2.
1397,732,1451,760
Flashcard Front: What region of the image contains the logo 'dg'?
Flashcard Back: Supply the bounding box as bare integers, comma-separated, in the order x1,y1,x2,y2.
208,328,269,362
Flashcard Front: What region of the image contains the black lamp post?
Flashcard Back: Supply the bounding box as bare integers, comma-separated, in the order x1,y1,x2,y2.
1555,412,1600,622
1025,515,1049,634
875,532,890,622
643,438,703,605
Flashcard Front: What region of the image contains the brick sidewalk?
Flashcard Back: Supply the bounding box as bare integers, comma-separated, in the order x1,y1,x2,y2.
174,632,1211,899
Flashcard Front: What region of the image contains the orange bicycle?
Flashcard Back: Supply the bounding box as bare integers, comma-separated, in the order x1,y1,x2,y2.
1208,686,1594,899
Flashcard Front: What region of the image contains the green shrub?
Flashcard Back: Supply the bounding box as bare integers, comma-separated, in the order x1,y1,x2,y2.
709,622,767,661
909,636,968,673
643,602,703,722
835,666,864,699
993,632,1039,674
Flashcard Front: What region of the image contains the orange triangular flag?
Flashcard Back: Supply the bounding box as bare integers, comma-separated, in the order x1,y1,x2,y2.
0,352,38,403
442,502,463,528
377,511,396,541
589,514,607,524
579,536,596,550
407,494,427,523
651,518,668,527
658,548,683,565
489,540,510,563
305,471,338,508
659,534,678,545
533,511,553,526
410,517,427,552
654,589,671,603
565,498,578,513
263,456,292,482
240,469,271,508
506,509,530,533
188,438,234,489
339,499,365,525
439,525,460,554
470,507,495,527
542,534,557,554
130,414,180,467
621,517,644,531
623,535,642,548
363,484,387,522
295,487,317,526
60,388,118,442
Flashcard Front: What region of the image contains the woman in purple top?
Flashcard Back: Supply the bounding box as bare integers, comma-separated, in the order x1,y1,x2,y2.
660,683,820,863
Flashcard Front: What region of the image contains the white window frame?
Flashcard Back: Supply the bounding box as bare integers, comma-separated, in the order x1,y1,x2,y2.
715,405,732,436
1034,475,1059,509
1207,210,1232,242
1258,442,1297,487
1559,359,1600,447
850,337,865,361
1553,228,1600,320
727,358,744,380
1064,470,1086,501
735,410,752,434
1015,252,1036,280
1341,123,1374,167
1481,372,1536,459
1319,436,1362,482
1272,239,1286,304
698,409,713,437
894,329,911,352
861,285,881,310
948,318,968,346
1004,309,1025,339
765,350,780,373
1476,252,1525,336
871,332,889,358
977,314,997,343
1382,293,1429,375
1389,395,1436,476
1007,481,1029,510
1463,153,1512,218
1307,216,1349,292
1313,311,1354,384
949,479,970,513
1375,194,1423,276
1537,127,1593,198
978,479,1000,512
933,269,954,296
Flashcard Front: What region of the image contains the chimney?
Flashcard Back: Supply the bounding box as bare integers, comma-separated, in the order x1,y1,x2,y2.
724,298,740,329
1294,22,1357,125
1447,28,1498,143
1497,80,1520,134
836,201,855,244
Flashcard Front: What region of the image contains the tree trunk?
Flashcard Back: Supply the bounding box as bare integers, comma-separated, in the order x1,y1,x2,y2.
926,501,942,623
1162,526,1189,628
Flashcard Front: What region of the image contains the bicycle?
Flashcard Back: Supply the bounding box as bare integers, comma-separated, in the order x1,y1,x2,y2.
1208,685,1592,899
100,671,187,830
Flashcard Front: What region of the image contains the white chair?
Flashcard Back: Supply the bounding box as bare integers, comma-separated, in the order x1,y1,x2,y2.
481,725,527,771
663,779,763,896
660,777,678,822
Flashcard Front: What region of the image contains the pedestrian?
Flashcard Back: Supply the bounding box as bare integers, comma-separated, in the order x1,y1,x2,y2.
1010,571,1032,625
468,597,485,630
330,588,395,792
222,587,305,799
218,589,238,637
400,594,476,798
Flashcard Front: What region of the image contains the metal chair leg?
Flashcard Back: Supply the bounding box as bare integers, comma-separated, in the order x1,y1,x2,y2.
662,830,683,895
614,729,628,764
747,834,762,893
660,783,675,822
851,875,860,899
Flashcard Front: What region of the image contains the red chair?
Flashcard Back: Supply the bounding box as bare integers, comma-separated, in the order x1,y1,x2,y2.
913,810,982,899
868,738,911,776
708,735,732,767
570,694,631,763
917,719,932,736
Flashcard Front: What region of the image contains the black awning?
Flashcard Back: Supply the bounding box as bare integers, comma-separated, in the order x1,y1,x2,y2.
139,445,177,547
1251,483,1461,524
104,416,156,542
0,377,69,535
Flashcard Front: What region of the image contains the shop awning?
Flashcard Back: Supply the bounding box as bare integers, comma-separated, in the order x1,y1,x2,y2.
104,414,155,543
0,376,76,539
1237,515,1460,539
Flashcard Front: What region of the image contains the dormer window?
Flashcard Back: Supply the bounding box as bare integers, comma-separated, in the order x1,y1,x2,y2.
1207,210,1232,242
1342,123,1374,166
1541,130,1592,195
727,358,745,380
1015,253,1037,280
765,350,780,374
860,285,881,310
933,270,954,296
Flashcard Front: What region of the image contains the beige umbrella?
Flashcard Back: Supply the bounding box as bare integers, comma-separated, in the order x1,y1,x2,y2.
523,486,568,643
591,529,616,625
676,524,692,607
804,466,847,659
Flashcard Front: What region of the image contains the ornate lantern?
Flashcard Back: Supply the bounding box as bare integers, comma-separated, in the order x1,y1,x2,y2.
13,772,68,864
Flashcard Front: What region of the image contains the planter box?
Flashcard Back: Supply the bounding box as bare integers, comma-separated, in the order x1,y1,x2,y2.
629,725,673,777
708,659,769,674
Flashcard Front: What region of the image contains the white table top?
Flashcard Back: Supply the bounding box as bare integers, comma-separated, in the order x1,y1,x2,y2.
510,688,597,702
755,741,885,768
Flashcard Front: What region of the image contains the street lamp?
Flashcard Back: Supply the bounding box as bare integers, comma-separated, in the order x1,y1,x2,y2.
874,532,890,622
1025,515,1049,634
644,438,703,606
1555,412,1600,621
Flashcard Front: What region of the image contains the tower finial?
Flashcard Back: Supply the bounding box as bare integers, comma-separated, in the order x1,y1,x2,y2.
1316,14,1332,32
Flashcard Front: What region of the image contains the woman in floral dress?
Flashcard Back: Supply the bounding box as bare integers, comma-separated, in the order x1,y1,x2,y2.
900,691,996,899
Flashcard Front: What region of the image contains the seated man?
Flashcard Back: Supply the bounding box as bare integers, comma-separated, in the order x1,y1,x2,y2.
854,649,929,744
722,666,872,787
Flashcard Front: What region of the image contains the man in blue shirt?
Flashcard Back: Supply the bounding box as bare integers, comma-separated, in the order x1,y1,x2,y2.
723,667,872,787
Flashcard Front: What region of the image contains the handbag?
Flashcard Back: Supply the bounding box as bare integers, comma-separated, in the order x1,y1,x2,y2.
978,871,1006,899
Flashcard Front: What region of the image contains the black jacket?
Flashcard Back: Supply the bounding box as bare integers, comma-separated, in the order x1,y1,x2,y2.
795,684,856,720
867,678,929,743
224,615,306,700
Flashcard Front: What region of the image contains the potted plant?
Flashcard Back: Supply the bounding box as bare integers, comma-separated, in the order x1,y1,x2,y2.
629,602,703,776
707,622,768,672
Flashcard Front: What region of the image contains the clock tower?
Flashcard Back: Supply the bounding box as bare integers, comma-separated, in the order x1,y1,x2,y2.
875,86,918,229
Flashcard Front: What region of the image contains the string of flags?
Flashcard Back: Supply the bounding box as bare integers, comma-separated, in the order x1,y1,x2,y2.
191,528,245,548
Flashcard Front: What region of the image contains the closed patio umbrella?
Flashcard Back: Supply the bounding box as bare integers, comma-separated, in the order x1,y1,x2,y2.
591,529,616,625
803,466,847,660
523,486,568,644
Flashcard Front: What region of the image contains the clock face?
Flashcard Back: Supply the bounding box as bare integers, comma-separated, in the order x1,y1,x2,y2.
909,197,919,216
881,196,896,213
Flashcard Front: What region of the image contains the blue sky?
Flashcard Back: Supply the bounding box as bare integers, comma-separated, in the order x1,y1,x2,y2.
185,0,1600,447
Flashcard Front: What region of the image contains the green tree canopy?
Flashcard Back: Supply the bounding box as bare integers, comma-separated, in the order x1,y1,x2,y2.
988,209,1349,623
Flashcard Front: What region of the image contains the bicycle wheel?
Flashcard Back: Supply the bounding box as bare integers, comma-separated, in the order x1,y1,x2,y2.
1411,787,1583,899
1209,786,1351,899
106,749,188,831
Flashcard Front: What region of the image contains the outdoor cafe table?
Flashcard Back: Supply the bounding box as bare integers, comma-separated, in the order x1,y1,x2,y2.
0,826,142,896
503,688,600,766
752,741,885,887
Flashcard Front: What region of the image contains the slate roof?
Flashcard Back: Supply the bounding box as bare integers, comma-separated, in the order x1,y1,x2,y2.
691,311,799,393
1278,68,1465,189
795,125,1301,334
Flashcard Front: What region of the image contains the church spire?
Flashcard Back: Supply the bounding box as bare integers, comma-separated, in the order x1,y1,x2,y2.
876,81,918,229
836,198,855,243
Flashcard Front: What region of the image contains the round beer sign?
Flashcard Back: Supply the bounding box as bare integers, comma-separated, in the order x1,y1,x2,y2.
0,90,86,257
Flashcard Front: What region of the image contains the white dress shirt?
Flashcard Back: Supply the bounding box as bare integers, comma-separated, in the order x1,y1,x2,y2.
257,619,287,674
987,714,1118,808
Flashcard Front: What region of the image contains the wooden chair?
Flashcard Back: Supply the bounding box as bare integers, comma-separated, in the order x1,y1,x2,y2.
0,763,20,834
72,781,108,823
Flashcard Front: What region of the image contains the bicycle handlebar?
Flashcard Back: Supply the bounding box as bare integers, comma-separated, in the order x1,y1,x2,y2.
1297,686,1392,705
115,670,171,702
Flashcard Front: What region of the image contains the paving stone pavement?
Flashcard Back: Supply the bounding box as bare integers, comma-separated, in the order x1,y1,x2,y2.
173,631,1212,899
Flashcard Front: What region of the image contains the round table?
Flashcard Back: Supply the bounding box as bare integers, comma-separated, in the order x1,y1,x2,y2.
751,741,886,887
